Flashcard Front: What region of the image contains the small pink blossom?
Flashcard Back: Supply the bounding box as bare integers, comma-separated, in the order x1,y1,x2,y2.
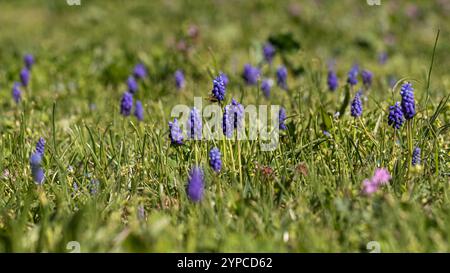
372,168,391,185
362,168,392,196
362,179,378,195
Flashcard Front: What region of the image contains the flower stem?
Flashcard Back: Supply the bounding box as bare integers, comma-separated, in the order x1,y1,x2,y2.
406,119,413,176
237,139,243,187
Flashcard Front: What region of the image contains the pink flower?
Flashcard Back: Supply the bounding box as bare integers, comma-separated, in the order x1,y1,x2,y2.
372,168,391,186
362,168,392,196
362,179,378,195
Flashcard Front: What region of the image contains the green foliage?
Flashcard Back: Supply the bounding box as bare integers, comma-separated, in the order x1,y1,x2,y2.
0,0,449,252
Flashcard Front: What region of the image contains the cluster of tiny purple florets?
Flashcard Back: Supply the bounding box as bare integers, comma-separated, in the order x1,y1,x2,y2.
120,63,148,121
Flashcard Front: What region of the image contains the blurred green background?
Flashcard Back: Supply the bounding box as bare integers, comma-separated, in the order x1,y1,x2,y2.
0,0,449,252
1,0,450,103
1,0,450,116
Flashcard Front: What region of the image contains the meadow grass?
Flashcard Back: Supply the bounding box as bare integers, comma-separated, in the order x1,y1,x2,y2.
0,0,449,252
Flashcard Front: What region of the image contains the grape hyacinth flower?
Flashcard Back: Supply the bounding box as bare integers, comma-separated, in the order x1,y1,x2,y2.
30,153,44,185
362,168,391,196
412,147,421,166
211,74,226,102
350,91,363,117
263,42,276,64
120,92,133,116
30,137,45,185
388,102,405,129
35,137,46,156
168,118,183,145
261,79,273,98
209,147,222,173
20,68,30,87
12,82,21,104
187,107,202,140
222,106,233,138
242,64,260,85
127,76,138,94
174,70,185,90
400,82,416,120
134,100,144,121
361,70,373,88
187,166,204,202
133,63,147,80
347,65,358,86
378,52,388,65
90,179,100,195
323,130,331,138
24,54,34,70
30,153,42,170
230,99,244,130
276,66,288,90
279,107,287,130
220,72,229,87
327,70,338,91
223,98,244,138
